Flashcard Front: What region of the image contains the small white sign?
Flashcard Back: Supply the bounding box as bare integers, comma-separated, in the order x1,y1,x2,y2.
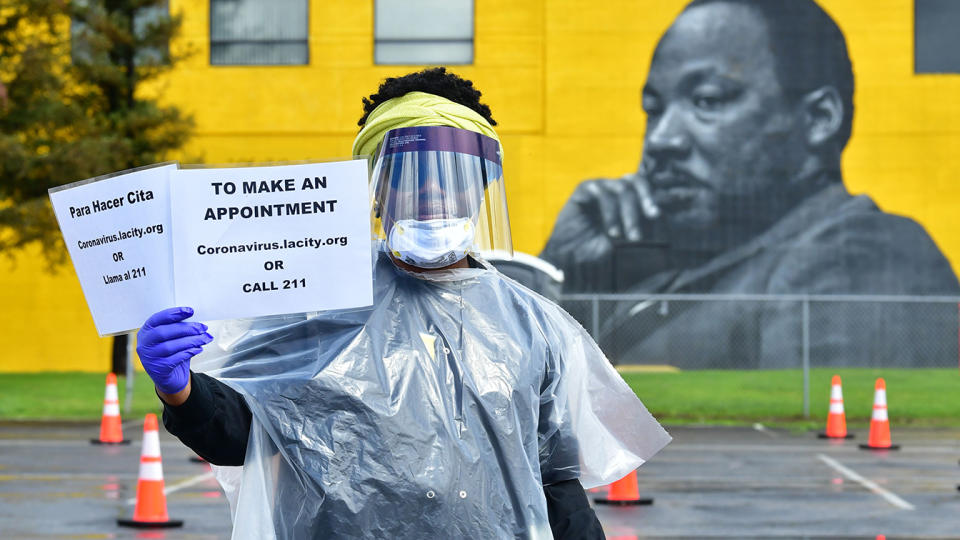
49,164,176,336
169,160,374,322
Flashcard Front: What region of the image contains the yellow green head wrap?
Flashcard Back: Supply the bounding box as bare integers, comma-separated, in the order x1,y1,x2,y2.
352,91,502,160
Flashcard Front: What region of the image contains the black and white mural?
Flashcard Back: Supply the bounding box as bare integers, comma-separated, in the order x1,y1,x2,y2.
539,0,960,368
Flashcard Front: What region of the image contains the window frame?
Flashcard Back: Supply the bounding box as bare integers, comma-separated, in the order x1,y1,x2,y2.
372,0,475,66
914,0,960,74
208,0,311,67
70,1,171,67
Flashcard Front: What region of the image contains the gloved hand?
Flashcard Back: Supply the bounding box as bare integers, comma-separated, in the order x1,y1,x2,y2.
136,307,213,394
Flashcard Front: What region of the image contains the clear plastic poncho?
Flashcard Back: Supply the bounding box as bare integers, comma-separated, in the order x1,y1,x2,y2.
192,252,671,539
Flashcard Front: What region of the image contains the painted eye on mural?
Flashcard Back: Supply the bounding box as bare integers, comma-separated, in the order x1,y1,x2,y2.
691,90,726,111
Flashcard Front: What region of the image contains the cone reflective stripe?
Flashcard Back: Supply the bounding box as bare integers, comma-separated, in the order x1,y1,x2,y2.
829,381,844,412
873,387,888,421
118,414,183,528
819,375,853,439
860,378,900,451
138,430,164,483
91,373,129,445
594,469,653,506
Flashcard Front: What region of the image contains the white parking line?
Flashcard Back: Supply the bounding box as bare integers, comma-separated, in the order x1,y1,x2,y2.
816,453,915,510
125,471,216,505
752,423,778,438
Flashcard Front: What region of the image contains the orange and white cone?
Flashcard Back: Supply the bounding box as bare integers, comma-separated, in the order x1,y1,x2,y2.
118,414,183,528
859,378,900,451
91,373,129,445
594,469,653,506
818,375,853,439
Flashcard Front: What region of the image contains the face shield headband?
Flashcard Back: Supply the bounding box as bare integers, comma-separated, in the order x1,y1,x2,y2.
369,125,508,268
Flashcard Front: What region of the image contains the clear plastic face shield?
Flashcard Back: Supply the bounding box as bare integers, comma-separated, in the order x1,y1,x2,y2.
369,125,513,268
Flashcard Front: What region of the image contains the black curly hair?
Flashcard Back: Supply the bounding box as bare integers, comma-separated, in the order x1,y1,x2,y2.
358,67,497,128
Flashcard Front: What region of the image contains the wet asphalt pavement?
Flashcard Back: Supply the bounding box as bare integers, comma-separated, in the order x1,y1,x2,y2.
1,421,958,539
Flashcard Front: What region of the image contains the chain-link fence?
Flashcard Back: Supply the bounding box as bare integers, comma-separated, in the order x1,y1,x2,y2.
563,293,960,369
561,293,960,414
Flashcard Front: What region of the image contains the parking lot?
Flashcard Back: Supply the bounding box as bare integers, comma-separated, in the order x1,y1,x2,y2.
1,421,958,539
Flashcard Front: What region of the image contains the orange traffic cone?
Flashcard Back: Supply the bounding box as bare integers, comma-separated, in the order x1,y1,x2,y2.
118,414,183,528
91,373,130,445
594,470,653,506
818,375,853,439
859,378,900,451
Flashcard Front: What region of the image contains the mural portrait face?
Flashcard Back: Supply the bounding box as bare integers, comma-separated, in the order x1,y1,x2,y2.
641,2,805,242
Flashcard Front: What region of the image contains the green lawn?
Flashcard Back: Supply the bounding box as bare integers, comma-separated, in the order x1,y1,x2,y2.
1,368,957,429
620,367,960,429
0,372,163,421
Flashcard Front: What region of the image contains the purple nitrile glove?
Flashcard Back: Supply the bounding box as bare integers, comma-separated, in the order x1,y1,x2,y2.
136,307,213,395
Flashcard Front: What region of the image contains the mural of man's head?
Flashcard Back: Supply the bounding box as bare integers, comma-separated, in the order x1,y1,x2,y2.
641,0,854,247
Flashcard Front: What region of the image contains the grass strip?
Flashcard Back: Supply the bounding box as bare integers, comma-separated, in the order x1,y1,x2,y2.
620,367,960,429
0,372,163,421
1,368,957,428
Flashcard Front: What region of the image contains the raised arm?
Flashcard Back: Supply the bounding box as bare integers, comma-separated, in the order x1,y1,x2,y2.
137,307,251,465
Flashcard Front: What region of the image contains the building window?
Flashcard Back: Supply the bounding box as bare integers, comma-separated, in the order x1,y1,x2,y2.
374,0,473,65
71,1,169,66
915,0,960,73
210,0,308,66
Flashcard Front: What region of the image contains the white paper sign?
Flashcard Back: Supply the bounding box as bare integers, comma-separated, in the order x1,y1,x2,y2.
169,160,374,322
49,164,176,336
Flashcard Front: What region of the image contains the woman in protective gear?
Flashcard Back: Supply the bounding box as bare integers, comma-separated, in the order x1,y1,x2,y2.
137,68,670,540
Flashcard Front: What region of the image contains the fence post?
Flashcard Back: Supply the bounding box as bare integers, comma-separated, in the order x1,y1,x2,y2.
591,296,600,340
802,296,810,419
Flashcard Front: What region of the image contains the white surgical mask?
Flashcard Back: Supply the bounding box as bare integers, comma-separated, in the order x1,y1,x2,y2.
387,218,475,269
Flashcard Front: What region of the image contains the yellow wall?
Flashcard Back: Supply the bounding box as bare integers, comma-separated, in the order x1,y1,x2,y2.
0,244,111,371
3,0,959,372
